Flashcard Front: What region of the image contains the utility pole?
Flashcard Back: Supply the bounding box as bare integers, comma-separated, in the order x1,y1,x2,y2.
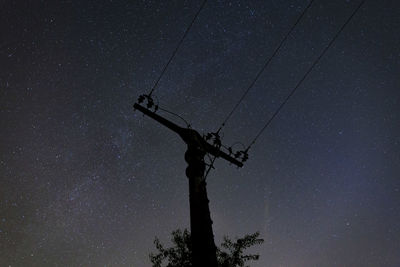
134,96,246,267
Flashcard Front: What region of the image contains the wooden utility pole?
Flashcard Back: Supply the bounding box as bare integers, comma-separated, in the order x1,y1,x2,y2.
134,100,243,267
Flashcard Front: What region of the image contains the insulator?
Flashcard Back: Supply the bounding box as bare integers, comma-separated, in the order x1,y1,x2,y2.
213,138,221,148
147,99,154,108
138,95,145,103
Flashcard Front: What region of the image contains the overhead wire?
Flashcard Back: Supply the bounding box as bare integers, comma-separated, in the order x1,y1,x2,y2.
148,0,207,97
158,107,192,128
216,0,315,133
246,0,366,150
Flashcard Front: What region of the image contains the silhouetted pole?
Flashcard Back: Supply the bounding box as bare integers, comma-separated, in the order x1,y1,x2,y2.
133,102,243,267
185,144,217,267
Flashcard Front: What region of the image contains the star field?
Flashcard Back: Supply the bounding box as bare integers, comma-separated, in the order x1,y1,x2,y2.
1,0,399,266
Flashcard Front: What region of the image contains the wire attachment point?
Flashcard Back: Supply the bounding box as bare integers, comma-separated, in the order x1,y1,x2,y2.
233,149,249,163
136,94,159,113
203,132,250,164
204,132,222,149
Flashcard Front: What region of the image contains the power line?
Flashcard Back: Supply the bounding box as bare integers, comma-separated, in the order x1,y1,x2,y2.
246,0,366,150
148,0,207,97
158,107,191,128
217,0,315,133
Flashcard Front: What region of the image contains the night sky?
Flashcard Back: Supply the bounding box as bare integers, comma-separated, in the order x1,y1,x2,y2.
1,0,399,266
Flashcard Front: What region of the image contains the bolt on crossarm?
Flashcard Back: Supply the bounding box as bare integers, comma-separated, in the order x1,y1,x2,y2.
133,101,243,267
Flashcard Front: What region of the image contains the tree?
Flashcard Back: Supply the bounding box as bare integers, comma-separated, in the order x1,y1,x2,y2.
149,229,264,267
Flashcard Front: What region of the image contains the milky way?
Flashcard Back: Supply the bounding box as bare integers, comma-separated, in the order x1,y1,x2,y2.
1,0,399,266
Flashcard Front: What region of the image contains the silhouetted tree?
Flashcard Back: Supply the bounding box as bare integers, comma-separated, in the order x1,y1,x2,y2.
150,229,264,267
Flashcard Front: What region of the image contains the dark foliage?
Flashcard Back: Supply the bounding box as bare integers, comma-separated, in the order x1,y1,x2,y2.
150,229,264,267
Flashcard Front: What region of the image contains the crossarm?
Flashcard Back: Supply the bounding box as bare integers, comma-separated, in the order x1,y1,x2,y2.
133,103,182,134
134,103,243,167
203,142,243,167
